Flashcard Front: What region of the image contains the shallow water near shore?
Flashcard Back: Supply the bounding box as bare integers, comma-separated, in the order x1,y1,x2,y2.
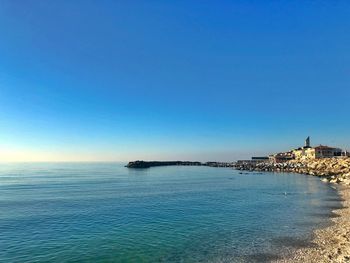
0,163,341,262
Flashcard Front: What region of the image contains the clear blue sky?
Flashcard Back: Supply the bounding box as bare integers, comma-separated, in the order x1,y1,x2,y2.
0,1,349,162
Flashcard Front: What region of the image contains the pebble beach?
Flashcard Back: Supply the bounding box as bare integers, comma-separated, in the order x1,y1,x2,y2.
276,186,350,263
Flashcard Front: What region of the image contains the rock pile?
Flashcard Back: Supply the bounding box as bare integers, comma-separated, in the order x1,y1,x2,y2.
235,157,350,185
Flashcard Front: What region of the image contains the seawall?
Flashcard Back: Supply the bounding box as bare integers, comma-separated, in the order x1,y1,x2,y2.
235,157,350,185
126,160,235,168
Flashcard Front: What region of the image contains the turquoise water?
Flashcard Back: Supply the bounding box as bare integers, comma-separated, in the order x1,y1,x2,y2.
0,163,341,262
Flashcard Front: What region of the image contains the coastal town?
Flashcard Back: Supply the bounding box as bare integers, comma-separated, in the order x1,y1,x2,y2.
236,137,350,185
237,137,349,164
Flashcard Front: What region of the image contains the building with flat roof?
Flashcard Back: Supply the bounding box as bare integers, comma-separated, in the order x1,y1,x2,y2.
251,157,269,161
306,145,342,159
293,137,343,160
269,137,346,162
269,152,294,163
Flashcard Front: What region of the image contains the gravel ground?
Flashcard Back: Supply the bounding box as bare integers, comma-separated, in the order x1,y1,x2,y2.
275,185,350,263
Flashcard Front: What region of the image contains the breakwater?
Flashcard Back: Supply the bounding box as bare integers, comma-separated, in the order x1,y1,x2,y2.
127,158,350,185
126,160,235,168
126,161,202,168
235,157,350,185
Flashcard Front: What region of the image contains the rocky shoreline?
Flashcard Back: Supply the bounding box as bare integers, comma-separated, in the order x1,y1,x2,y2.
127,158,350,185
235,157,350,185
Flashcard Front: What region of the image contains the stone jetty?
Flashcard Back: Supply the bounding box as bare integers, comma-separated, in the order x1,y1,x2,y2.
126,160,235,168
126,157,350,185
235,157,350,185
126,161,202,168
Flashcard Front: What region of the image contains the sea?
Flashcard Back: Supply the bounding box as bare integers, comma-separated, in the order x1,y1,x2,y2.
0,163,342,262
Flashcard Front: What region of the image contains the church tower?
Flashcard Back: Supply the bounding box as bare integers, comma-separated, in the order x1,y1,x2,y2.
305,136,310,148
